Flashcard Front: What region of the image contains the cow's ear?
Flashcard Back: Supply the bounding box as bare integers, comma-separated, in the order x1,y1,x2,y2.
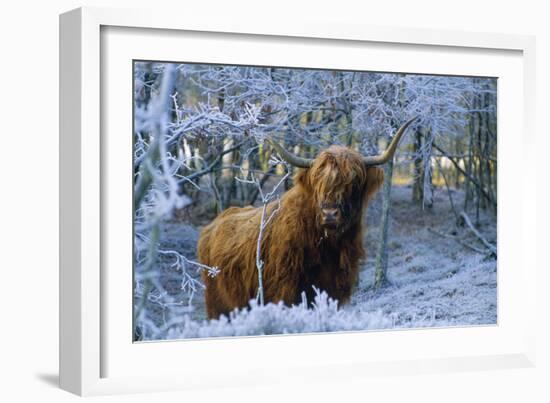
365,167,384,201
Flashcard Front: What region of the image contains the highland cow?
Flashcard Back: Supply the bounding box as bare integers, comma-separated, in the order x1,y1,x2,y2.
198,118,417,319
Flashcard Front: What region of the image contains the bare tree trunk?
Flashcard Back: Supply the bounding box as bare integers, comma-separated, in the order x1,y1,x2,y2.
475,105,483,225
481,91,496,213
422,127,434,209
464,108,474,212
220,137,235,209
412,130,424,204
434,156,459,224
374,159,394,289
341,72,354,147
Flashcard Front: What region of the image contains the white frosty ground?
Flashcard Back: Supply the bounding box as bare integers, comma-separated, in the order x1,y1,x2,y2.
142,186,497,340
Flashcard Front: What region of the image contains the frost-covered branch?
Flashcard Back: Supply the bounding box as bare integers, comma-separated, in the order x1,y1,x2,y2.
236,154,290,305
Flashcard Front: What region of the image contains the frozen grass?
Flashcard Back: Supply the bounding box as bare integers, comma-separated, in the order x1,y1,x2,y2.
165,289,394,339
136,185,497,341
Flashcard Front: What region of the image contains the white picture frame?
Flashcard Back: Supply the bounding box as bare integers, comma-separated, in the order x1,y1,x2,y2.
59,6,537,396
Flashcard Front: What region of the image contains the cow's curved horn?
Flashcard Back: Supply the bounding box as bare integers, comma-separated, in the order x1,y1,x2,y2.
266,138,314,168
363,116,419,166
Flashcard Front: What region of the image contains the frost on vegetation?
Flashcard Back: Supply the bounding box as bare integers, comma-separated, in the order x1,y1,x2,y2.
164,289,393,340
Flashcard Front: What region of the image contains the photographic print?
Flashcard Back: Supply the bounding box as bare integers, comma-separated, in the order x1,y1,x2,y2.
133,61,497,342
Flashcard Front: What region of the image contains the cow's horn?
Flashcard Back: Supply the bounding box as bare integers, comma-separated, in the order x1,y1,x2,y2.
266,138,314,168
363,116,419,166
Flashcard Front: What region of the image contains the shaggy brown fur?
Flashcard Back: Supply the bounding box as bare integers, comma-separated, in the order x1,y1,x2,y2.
198,145,385,319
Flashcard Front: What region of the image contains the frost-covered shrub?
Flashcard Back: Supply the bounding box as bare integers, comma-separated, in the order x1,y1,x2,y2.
164,289,393,340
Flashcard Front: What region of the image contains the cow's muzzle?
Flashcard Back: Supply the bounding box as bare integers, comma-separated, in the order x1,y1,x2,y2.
321,207,342,228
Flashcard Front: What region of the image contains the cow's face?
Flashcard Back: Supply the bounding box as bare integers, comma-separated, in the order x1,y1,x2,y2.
297,146,384,234
268,117,417,234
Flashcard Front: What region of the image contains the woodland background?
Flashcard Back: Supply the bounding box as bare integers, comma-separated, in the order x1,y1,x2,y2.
133,61,497,341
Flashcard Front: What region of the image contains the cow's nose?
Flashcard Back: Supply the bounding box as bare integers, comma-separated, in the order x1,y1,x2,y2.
322,208,340,222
